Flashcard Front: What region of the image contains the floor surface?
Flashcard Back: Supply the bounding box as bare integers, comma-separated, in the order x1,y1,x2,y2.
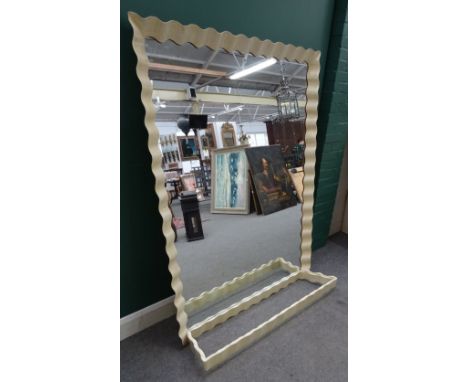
172,199,302,300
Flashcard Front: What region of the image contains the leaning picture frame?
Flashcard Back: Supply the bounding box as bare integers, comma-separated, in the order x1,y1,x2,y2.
221,123,237,147
211,146,250,214
288,167,305,203
245,145,297,215
205,123,217,149
180,173,197,192
178,136,200,160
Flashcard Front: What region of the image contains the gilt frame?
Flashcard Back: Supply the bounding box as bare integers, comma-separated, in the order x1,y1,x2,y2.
128,12,336,370
221,122,237,147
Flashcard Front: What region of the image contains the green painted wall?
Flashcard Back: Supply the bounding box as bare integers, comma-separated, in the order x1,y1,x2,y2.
120,0,342,317
313,0,348,249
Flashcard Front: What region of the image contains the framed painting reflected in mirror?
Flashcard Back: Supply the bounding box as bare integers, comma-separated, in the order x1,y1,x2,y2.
221,123,236,147
180,173,196,191
205,123,217,149
178,136,200,160
211,146,250,214
245,145,297,215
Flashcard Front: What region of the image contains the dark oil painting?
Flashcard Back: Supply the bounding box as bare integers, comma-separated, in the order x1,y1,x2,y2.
245,145,297,215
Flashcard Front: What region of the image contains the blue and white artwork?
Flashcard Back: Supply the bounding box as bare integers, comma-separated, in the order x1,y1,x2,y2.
212,149,249,213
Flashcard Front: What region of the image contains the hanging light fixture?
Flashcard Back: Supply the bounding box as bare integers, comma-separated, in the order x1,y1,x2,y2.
276,61,300,120
229,58,277,80
176,116,191,136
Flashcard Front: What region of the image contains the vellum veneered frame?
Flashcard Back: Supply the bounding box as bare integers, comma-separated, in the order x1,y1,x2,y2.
128,12,337,371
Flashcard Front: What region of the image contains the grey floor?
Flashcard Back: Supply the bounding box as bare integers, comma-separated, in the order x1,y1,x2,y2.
121,233,347,382
172,199,303,301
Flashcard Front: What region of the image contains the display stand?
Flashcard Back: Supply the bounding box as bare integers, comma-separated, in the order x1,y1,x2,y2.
184,258,336,370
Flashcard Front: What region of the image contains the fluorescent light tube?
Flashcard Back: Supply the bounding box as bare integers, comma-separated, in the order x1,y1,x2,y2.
229,58,277,80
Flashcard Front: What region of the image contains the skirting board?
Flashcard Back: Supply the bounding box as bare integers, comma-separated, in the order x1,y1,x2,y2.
120,296,175,341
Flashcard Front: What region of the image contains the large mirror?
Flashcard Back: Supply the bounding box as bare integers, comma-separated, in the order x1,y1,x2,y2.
146,38,307,309
129,13,336,371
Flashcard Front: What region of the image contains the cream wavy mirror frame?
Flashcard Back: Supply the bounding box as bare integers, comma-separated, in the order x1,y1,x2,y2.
128,12,337,371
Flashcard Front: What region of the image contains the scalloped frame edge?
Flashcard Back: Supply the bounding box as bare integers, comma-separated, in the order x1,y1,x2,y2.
128,11,336,356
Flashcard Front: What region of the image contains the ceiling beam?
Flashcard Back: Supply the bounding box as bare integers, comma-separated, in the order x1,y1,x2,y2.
155,89,276,106
153,89,306,108
191,49,220,86
148,62,226,77
232,52,241,68
290,64,306,78
147,52,306,80
253,105,260,120
196,75,306,92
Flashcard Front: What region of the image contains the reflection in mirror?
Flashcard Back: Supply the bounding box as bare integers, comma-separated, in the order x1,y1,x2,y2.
144,39,311,325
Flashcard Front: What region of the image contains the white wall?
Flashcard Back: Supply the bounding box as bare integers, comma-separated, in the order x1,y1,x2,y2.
155,120,266,138
154,121,194,137
241,122,268,134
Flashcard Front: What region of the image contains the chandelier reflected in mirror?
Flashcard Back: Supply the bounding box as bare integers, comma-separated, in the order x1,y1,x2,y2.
276,61,300,120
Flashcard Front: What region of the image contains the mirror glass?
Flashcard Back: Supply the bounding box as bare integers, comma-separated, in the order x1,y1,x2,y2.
144,39,308,326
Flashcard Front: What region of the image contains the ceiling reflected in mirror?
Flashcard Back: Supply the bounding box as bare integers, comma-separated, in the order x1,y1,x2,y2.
145,38,307,124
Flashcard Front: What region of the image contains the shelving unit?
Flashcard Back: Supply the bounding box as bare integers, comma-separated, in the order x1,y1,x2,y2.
192,159,211,196
202,159,212,195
